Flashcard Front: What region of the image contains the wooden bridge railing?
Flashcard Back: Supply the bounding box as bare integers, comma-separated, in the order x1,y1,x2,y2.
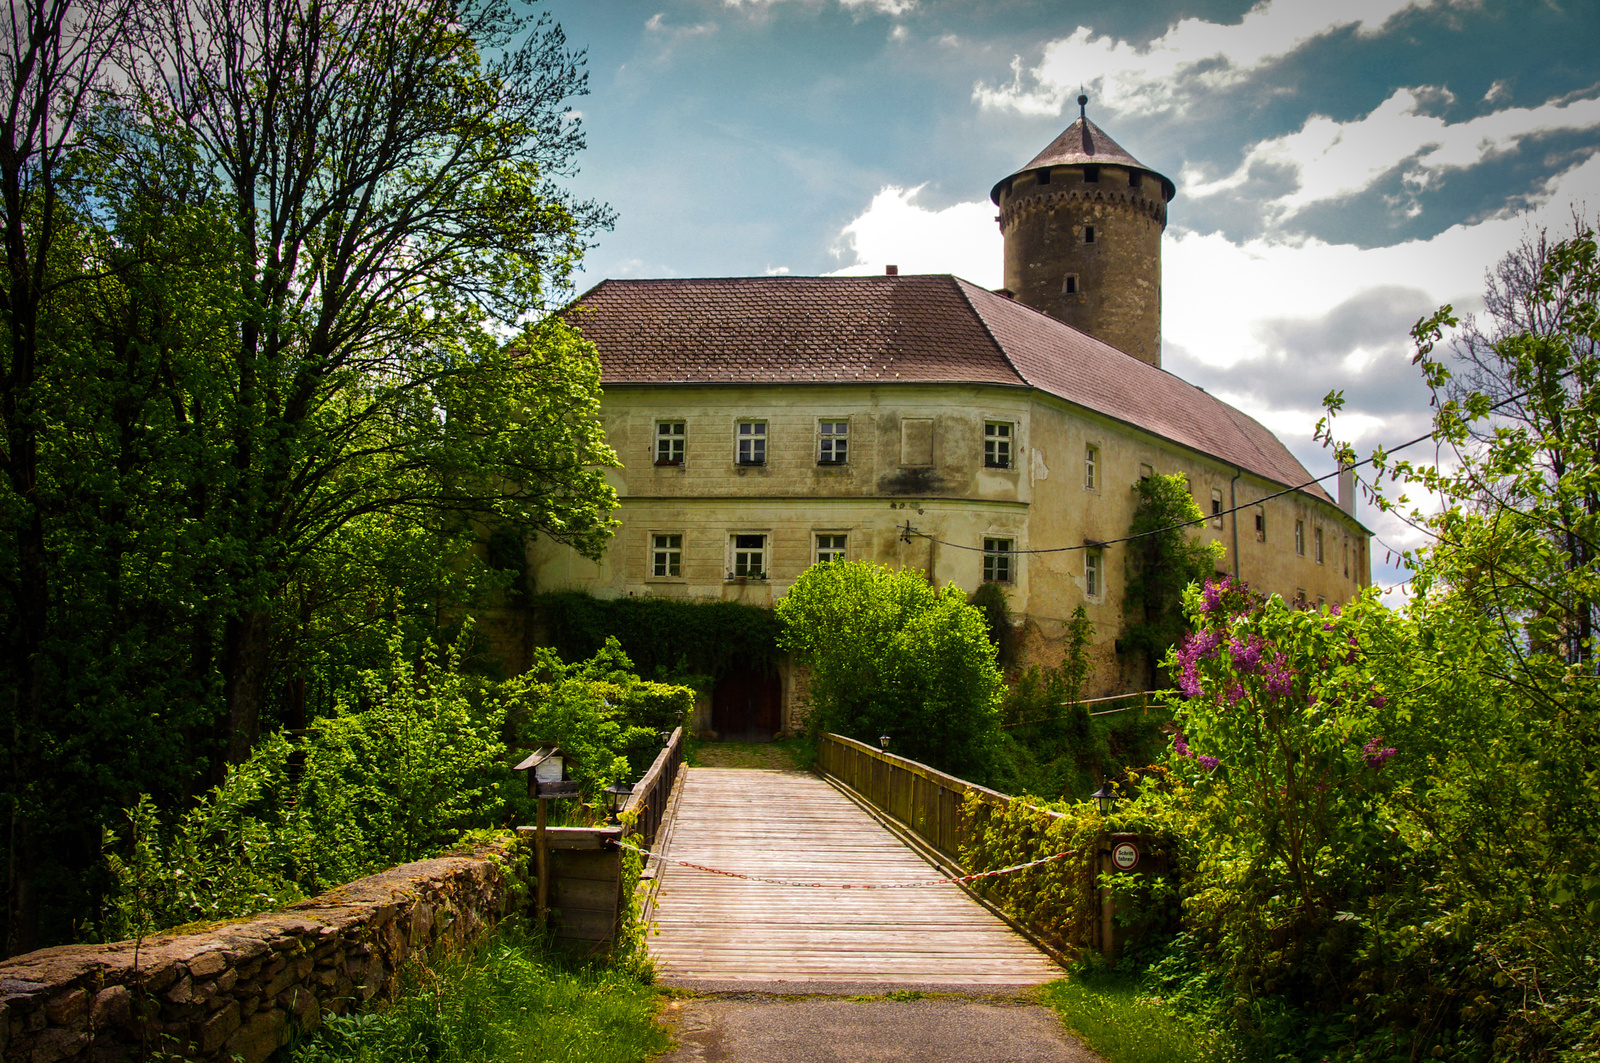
815,732,1014,869
623,724,684,849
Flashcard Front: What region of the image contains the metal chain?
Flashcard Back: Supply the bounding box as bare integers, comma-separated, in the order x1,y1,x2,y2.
615,839,1073,889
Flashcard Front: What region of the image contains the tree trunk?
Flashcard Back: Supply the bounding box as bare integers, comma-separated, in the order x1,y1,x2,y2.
221,610,273,767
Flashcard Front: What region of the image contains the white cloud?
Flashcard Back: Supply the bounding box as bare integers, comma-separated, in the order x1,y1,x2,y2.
1184,86,1600,220
722,0,917,15
764,264,792,275
974,0,1434,118
826,185,1002,285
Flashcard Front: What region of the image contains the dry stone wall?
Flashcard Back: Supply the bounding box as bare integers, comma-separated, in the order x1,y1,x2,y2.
0,842,525,1063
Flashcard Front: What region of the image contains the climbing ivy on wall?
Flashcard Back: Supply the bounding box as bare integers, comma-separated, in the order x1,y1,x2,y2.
529,592,782,685
1119,474,1224,688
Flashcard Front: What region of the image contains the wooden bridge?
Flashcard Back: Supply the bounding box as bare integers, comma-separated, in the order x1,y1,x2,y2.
641,739,1060,988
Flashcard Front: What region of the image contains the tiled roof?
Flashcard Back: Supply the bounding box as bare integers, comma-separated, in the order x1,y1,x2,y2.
566,274,1333,503
989,117,1175,203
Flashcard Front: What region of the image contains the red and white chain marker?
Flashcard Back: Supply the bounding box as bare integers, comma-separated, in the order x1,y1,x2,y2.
615,840,1072,889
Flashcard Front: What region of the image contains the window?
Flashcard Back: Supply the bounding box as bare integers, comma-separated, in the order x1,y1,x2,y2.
1084,225,1096,244
1344,540,1350,578
736,420,766,465
985,422,1014,469
982,538,1014,583
1295,520,1305,556
1295,589,1307,609
1254,507,1265,542
1085,548,1103,598
655,421,685,464
817,420,848,465
1084,444,1099,489
1083,165,1100,183
1129,171,1143,190
1314,527,1324,564
1211,489,1224,529
650,534,682,578
1317,595,1326,611
1063,274,1079,295
815,533,847,564
1139,462,1154,480
729,534,767,579
1037,168,1051,186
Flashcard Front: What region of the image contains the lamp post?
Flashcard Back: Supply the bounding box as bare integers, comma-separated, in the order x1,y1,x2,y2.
1091,782,1117,817
879,734,891,752
603,780,634,825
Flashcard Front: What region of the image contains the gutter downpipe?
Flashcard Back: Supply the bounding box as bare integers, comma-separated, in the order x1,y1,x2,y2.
1230,467,1243,580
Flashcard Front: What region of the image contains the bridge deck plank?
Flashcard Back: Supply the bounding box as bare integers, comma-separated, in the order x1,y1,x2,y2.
648,767,1060,985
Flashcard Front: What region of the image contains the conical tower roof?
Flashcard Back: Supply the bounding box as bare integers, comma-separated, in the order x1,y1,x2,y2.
990,106,1175,204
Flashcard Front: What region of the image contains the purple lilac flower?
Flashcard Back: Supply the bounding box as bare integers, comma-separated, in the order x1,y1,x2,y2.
1362,738,1396,769
1265,653,1295,698
1197,755,1220,771
1173,734,1192,758
1229,635,1265,674
1225,682,1246,706
1369,694,1388,708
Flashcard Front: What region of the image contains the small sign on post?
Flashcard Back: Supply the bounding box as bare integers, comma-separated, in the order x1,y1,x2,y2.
514,746,584,923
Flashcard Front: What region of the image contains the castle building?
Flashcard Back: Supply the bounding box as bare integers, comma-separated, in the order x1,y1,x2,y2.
530,106,1370,740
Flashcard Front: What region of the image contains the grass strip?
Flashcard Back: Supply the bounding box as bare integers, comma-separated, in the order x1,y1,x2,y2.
290,920,669,1063
1040,969,1227,1063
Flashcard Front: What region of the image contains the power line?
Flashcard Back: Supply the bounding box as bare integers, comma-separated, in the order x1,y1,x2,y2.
900,367,1574,557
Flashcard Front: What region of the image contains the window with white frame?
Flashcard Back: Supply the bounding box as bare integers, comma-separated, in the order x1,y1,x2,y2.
984,422,1013,469
815,533,847,564
729,533,767,579
1085,548,1103,598
1295,520,1305,556
1084,444,1099,489
1314,526,1324,563
655,421,685,464
817,420,848,465
650,534,682,578
982,537,1014,583
736,420,766,465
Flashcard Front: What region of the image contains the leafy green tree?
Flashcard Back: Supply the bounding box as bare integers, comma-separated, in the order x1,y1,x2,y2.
776,561,1004,779
1119,473,1222,689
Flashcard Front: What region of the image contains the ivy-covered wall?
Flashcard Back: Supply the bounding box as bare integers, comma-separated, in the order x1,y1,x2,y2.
529,593,782,685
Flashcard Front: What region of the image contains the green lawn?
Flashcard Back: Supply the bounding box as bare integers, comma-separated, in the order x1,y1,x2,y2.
1040,970,1228,1063
290,921,669,1063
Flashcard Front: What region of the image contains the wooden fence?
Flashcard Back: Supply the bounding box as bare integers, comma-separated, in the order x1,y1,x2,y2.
624,725,684,849
815,731,1013,868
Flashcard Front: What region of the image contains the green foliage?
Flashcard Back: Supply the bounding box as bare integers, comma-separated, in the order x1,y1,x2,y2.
776,561,1005,780
0,4,618,950
291,919,667,1063
1041,967,1227,1063
1120,474,1224,687
102,628,514,937
969,581,1017,665
531,592,781,687
492,638,692,798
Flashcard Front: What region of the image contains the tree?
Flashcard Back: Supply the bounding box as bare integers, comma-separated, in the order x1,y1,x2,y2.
126,0,619,764
776,561,1004,779
1119,472,1222,688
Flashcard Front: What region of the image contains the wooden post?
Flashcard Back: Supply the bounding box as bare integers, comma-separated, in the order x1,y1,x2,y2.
536,798,549,926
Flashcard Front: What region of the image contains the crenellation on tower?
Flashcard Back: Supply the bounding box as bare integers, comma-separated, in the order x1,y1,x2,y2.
990,98,1174,367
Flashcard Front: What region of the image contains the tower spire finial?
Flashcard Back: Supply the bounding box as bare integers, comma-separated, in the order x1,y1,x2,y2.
1078,90,1087,119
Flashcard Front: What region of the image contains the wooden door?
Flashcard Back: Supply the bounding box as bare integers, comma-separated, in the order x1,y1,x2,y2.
711,666,782,741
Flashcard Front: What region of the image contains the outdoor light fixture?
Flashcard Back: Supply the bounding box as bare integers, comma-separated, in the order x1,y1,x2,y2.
879,735,891,752
1091,783,1117,816
660,729,674,747
603,780,633,825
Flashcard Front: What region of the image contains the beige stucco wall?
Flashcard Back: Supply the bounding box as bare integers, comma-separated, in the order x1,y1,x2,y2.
528,381,1369,700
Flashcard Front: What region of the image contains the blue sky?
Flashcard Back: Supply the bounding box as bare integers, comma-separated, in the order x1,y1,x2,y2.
542,0,1600,597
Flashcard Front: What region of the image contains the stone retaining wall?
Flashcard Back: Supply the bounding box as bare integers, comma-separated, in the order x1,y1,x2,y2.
0,841,526,1063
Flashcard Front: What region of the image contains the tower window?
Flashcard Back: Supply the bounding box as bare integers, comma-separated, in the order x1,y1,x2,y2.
1083,165,1100,183
1063,274,1079,295
1084,225,1095,244
984,422,1014,469
1037,169,1051,186
1129,171,1143,189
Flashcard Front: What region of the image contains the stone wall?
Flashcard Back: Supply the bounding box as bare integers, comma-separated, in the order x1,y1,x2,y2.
0,842,525,1063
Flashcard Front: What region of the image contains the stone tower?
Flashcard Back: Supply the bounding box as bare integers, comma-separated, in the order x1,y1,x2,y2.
990,97,1175,367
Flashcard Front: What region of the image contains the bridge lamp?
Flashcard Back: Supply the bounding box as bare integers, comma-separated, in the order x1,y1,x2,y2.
878,735,891,752
1090,783,1117,817
604,780,634,825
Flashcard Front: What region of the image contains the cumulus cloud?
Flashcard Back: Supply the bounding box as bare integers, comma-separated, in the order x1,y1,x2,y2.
1184,86,1600,222
973,0,1433,118
826,185,1002,285
721,0,918,15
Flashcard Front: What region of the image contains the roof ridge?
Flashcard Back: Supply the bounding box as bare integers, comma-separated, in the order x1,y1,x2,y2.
949,277,1025,384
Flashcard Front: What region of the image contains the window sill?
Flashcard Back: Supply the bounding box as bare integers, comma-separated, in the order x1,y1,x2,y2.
725,575,769,583
816,459,848,467
735,460,767,468
654,459,683,467
983,463,1014,471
